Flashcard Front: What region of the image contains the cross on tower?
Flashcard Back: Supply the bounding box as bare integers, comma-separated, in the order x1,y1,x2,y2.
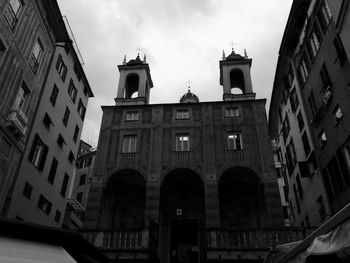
136,47,143,56
229,41,236,51
186,80,192,91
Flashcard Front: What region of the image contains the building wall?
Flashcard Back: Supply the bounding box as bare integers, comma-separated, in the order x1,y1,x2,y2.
0,0,57,212
5,37,91,226
85,99,283,229
269,0,350,227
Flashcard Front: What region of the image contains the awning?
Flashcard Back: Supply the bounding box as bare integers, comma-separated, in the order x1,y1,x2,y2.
269,202,350,263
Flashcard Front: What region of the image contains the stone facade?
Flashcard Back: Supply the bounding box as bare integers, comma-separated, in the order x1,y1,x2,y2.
84,51,286,263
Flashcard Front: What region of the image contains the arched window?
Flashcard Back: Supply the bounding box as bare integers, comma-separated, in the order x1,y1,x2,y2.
230,69,245,94
125,74,139,98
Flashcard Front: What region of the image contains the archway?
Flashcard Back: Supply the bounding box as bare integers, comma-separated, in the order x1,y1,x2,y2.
219,167,262,227
99,169,146,228
230,69,245,94
125,74,139,98
159,168,205,263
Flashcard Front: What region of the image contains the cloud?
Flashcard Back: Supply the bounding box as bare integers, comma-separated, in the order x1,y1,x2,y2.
57,0,293,145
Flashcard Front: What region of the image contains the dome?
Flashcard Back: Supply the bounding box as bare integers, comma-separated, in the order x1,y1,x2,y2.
180,88,199,103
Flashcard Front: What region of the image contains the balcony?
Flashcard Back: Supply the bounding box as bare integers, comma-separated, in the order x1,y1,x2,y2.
173,151,190,163
120,153,137,165
7,106,28,136
82,229,149,250
225,149,246,162
81,227,312,252
207,227,313,250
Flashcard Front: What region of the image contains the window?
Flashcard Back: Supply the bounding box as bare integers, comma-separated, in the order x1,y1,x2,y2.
68,80,77,103
176,110,189,119
308,92,318,117
317,0,332,32
54,210,61,223
48,157,58,184
28,134,48,170
73,125,79,143
37,194,52,214
317,195,326,221
76,192,83,203
282,115,290,142
334,34,348,66
278,108,283,124
286,139,297,174
319,130,327,147
0,136,12,157
302,132,311,157
57,134,66,148
305,214,310,227
0,38,6,52
77,99,86,120
68,151,75,163
43,113,53,129
3,0,23,29
297,112,305,131
126,111,139,121
290,89,299,112
63,107,70,126
308,28,321,60
227,132,243,150
50,85,59,106
22,182,33,199
331,104,342,124
79,174,87,186
83,86,88,97
298,55,309,84
293,184,300,213
14,82,30,112
60,173,69,197
74,63,82,81
122,135,137,153
225,107,239,117
175,134,190,152
55,55,67,81
320,64,331,88
296,174,303,198
29,39,43,73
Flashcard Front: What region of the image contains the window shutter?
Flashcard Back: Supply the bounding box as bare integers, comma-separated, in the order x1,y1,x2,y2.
28,134,38,162
38,144,48,171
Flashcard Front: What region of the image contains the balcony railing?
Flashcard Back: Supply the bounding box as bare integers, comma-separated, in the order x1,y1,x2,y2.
120,153,136,165
225,149,246,162
207,228,313,250
82,229,149,250
7,106,28,136
81,227,312,252
173,151,190,163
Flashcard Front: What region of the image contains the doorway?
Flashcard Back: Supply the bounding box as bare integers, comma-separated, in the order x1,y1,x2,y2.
170,219,199,263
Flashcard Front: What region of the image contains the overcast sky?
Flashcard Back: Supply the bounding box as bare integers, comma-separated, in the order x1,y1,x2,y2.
56,0,293,147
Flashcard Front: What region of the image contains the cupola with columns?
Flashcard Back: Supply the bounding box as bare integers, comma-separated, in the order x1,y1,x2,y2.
115,53,154,105
220,48,255,101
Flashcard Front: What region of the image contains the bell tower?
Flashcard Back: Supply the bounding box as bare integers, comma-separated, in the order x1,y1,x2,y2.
115,54,154,105
219,49,255,101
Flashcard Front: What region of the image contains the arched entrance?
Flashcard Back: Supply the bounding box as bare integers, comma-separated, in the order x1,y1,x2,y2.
99,169,146,228
219,167,262,227
159,168,205,263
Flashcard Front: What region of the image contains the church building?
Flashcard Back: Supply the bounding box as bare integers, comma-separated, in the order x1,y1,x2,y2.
83,50,305,263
